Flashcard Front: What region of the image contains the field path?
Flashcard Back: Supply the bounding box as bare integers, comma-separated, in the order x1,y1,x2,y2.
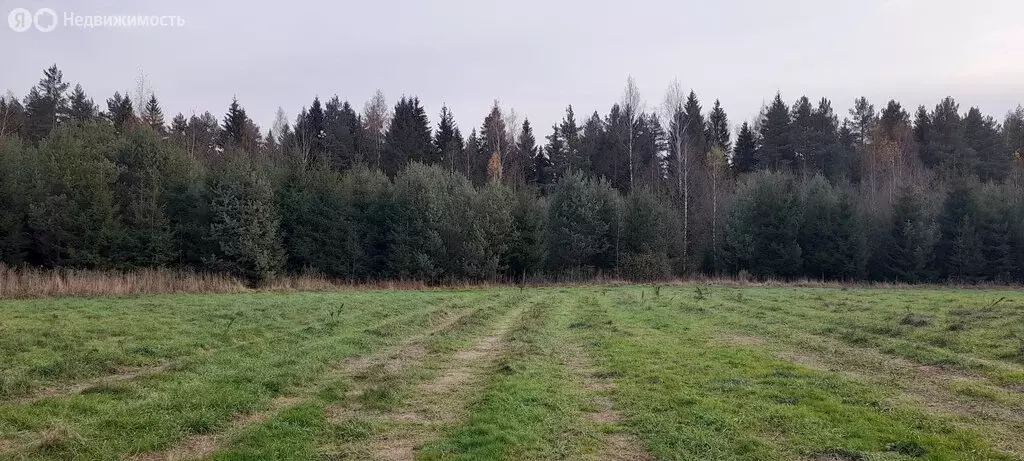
329,307,523,460
126,301,495,461
564,343,653,461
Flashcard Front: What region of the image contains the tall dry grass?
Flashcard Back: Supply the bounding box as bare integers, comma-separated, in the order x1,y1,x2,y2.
1,264,1019,299
0,264,246,298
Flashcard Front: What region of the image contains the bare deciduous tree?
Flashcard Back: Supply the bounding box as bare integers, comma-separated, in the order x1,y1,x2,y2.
621,76,644,190
271,107,288,143
362,90,390,168
132,70,154,115
662,79,695,273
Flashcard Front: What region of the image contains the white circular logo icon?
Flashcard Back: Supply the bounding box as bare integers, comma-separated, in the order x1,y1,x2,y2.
8,8,32,32
33,8,57,32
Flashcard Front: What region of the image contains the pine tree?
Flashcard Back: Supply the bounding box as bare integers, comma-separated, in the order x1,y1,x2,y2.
732,121,757,173
504,188,547,279
756,93,795,171
27,122,120,268
963,107,1007,181
112,127,176,267
105,92,135,133
171,114,188,134
382,96,432,176
547,172,621,272
206,161,284,285
722,171,802,278
878,100,909,139
621,187,675,280
0,135,31,264
23,65,70,144
141,94,166,134
848,96,877,146
923,97,969,174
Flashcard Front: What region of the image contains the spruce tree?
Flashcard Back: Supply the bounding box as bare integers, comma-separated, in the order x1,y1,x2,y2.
809,98,840,176
756,93,795,171
732,122,757,173
706,99,731,152
220,96,254,151
881,187,937,282
798,176,866,279
790,96,815,176
516,118,538,185
141,94,166,134
382,96,432,176
558,106,583,175
67,84,97,122
324,97,361,171
433,105,464,173
578,112,604,178
545,124,567,182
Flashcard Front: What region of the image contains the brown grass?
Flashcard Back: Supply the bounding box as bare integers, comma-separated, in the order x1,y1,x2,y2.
3,264,1022,299
0,264,246,298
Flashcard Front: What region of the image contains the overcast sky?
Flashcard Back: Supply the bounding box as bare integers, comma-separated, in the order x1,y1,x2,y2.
3,0,1023,137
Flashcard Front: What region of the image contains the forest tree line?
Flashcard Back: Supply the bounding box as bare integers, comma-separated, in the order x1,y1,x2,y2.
1,65,1023,284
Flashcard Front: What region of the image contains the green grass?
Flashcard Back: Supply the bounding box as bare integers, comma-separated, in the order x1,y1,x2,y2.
1,285,1023,460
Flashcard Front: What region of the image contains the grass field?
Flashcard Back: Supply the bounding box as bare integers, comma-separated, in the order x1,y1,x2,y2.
1,286,1023,460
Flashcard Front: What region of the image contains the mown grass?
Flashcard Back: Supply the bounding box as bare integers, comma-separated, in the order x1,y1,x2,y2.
1,285,1023,460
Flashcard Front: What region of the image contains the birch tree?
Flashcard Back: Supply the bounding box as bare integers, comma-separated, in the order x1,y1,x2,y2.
621,76,643,191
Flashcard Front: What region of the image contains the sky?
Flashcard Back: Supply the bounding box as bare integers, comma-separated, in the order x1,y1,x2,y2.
2,0,1023,138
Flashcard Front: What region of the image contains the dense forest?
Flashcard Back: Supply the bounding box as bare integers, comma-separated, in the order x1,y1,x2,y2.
1,65,1023,285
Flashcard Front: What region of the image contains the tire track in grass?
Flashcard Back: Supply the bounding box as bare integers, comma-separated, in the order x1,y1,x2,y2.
564,343,653,461
750,331,1024,455
410,294,601,461
124,297,498,461
6,296,435,406
360,309,523,461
